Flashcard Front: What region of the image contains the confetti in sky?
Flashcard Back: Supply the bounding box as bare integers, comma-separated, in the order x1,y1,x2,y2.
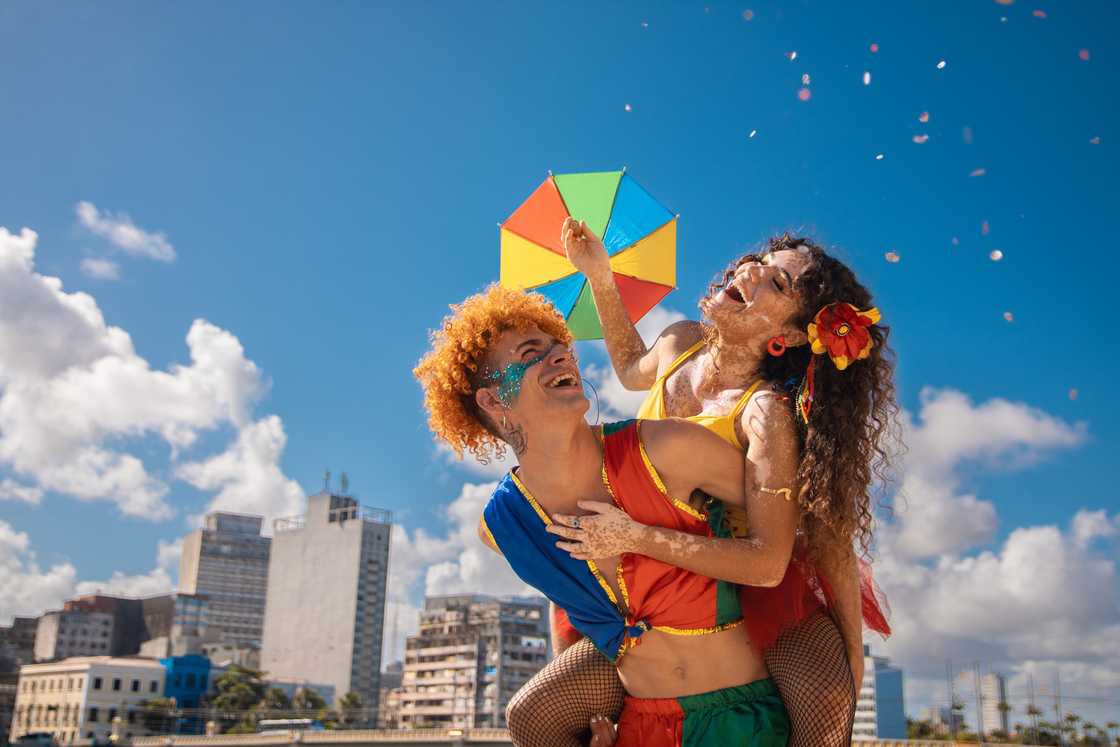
937,60,947,69
1090,136,1101,145
970,167,987,177
885,251,901,263
787,50,797,61
1003,311,1014,322
749,129,757,138
797,87,811,101
1069,388,1079,401
802,73,811,85
982,220,990,235
990,249,1004,261
952,237,961,246
1032,9,1047,18
742,9,754,21
863,71,871,85
624,103,632,112
869,42,879,53
963,126,974,144
913,134,929,144
641,20,649,28
1078,49,1091,61
875,153,884,160
919,111,930,123
995,0,1014,5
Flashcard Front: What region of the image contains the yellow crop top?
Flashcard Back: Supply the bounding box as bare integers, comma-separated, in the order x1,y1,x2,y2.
636,340,762,449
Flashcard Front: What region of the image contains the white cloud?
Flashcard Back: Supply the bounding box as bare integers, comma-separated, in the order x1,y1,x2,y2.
0,478,43,505
75,201,176,262
870,391,1115,725
79,257,120,280
0,521,188,624
0,520,77,624
888,388,1086,558
177,416,306,530
436,442,514,480
0,225,298,521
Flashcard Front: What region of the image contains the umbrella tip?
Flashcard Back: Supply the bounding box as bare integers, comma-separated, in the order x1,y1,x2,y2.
496,221,504,228
622,165,628,173
547,169,554,176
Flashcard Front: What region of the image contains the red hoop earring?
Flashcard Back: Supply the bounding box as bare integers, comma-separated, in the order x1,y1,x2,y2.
767,336,786,356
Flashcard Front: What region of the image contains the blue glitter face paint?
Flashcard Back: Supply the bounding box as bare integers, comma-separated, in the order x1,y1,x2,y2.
483,351,549,406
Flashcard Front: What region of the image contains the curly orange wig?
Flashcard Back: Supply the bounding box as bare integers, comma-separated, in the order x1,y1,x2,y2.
414,284,573,463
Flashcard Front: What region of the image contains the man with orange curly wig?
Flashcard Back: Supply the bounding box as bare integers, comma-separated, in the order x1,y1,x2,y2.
415,284,798,747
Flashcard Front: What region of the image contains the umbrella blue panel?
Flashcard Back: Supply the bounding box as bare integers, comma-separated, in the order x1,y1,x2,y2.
531,273,586,317
602,174,675,256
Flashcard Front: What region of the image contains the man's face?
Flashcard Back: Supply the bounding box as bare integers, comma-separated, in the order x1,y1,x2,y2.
477,326,588,426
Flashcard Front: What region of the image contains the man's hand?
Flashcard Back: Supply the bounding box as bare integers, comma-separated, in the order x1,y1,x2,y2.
548,501,646,560
562,217,611,280
589,714,617,747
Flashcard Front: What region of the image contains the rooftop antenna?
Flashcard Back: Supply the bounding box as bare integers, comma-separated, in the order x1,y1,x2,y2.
340,471,350,496
323,469,331,493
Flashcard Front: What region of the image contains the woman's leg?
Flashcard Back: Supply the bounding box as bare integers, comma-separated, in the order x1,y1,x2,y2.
506,637,625,747
762,610,855,747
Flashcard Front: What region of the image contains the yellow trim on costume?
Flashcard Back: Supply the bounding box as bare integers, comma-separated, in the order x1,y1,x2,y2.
509,470,552,526
479,516,498,547
635,422,707,521
616,562,631,611
653,618,744,636
587,559,619,607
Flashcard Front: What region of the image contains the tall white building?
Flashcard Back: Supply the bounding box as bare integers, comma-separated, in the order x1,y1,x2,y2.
9,657,166,744
853,644,906,740
179,512,271,647
260,492,391,713
980,672,1009,736
397,595,550,730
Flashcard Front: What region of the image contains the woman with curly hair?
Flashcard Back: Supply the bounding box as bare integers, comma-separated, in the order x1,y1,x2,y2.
499,222,897,747
414,284,803,747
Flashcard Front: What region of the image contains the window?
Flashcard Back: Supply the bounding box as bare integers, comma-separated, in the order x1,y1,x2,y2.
149,681,158,693
185,673,196,688
108,709,117,722
92,677,102,690
112,678,121,691
88,707,99,723
130,679,139,692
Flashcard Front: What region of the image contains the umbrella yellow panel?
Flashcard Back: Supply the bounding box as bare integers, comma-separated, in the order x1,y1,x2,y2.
500,228,577,289
608,218,676,288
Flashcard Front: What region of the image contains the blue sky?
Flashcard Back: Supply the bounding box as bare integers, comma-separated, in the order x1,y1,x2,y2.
2,0,1118,726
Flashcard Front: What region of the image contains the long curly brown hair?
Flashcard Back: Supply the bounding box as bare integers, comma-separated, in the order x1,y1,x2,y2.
701,235,899,561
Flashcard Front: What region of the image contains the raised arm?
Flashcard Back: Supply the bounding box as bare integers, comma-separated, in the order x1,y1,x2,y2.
562,218,697,390
548,403,800,588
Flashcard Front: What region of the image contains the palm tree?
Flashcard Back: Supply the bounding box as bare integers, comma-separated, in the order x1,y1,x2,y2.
337,692,363,729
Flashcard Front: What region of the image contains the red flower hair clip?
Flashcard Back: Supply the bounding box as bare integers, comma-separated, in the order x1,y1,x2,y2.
807,303,882,371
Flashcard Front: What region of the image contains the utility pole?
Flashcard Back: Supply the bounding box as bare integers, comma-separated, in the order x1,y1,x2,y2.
946,660,958,740
1028,674,1039,736
1055,672,1065,747
973,662,986,745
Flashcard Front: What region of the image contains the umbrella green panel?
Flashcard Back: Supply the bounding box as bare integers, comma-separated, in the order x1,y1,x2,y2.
566,282,602,340
553,171,623,240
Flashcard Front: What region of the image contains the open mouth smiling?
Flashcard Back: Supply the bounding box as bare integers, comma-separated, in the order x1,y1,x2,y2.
724,282,747,303
544,371,580,389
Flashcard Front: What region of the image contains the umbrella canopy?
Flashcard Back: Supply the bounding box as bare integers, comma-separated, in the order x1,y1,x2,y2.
499,170,676,340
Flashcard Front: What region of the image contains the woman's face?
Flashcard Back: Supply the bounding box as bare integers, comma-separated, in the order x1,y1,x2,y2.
700,248,814,342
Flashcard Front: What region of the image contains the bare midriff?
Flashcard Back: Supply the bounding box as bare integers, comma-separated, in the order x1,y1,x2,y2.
617,625,768,698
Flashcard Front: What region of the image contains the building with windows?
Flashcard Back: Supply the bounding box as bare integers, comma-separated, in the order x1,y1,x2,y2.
0,618,38,673
260,491,391,712
34,595,173,662
9,657,166,744
397,595,550,730
853,644,906,740
179,512,271,648
980,672,1009,737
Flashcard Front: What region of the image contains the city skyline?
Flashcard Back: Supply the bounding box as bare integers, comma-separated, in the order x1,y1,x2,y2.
1,0,1118,732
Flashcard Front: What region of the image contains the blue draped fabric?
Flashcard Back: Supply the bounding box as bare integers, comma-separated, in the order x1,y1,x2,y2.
483,472,628,661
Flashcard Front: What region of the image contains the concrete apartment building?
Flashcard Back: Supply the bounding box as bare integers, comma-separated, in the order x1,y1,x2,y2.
34,596,173,662
853,644,906,740
9,657,166,744
179,512,271,648
139,594,213,658
260,491,391,713
980,672,1010,736
0,618,38,673
397,595,550,730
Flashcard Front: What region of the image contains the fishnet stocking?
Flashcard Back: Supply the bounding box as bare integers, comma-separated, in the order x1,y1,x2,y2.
764,610,855,747
506,637,624,747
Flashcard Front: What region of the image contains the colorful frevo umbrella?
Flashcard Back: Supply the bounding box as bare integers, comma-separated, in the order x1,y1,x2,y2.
499,169,676,340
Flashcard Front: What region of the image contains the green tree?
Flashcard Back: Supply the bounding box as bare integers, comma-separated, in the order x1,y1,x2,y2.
258,688,292,717
207,665,267,733
337,692,363,728
139,697,177,734
292,687,327,715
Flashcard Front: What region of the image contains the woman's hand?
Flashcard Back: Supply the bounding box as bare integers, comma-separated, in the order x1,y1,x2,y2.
547,501,647,560
589,714,617,747
562,217,611,280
